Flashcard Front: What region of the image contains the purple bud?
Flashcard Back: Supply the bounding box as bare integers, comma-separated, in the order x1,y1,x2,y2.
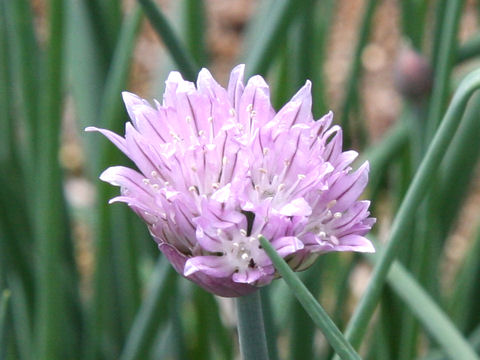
394,43,433,101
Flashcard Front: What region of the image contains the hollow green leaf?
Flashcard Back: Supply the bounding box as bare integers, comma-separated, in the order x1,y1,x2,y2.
337,68,480,353
137,0,199,80
259,236,361,360
120,258,177,360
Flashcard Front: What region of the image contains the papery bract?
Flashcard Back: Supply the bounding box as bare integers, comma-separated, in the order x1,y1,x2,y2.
87,64,375,297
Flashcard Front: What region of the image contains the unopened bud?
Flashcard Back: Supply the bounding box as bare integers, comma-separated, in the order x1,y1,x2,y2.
394,43,433,101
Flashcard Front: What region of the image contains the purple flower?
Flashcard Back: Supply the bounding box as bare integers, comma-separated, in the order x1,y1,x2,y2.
87,65,375,297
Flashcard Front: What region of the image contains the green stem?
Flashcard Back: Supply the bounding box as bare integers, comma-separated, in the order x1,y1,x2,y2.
137,0,198,80
425,0,464,142
236,291,269,360
0,289,10,359
339,0,377,147
244,0,309,78
259,237,361,360
120,259,177,360
336,68,480,355
456,31,480,63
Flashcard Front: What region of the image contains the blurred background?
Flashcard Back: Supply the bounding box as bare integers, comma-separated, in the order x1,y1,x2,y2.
1,0,480,359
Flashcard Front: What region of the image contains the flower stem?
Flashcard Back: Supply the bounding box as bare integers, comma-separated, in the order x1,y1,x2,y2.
236,291,269,360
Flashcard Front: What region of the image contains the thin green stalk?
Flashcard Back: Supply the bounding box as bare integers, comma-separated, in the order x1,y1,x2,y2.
449,221,480,333
236,291,269,360
183,0,208,66
437,92,480,237
260,288,279,360
420,325,480,360
293,0,315,88
6,0,39,160
358,121,409,192
120,259,177,360
0,289,10,360
98,6,143,147
289,260,323,360
137,0,199,80
259,236,361,360
339,0,378,147
86,9,143,359
425,0,465,142
335,68,480,355
244,0,309,78
35,0,66,358
312,0,336,118
456,31,480,63
7,276,32,360
381,259,478,360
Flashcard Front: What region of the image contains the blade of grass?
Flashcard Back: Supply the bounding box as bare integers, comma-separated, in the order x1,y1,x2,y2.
289,260,323,360
335,68,480,355
243,0,309,78
5,0,39,161
7,276,33,360
449,221,480,333
425,0,465,142
421,325,480,360
339,0,378,147
86,7,143,358
358,121,409,192
259,236,361,360
456,31,480,63
137,0,199,80
260,287,279,360
120,258,177,360
183,0,208,66
364,253,479,360
35,0,67,358
0,289,10,360
437,92,480,237
236,291,269,360
312,0,336,118
293,0,316,89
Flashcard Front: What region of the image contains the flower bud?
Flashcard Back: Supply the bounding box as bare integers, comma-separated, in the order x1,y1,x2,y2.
394,44,433,101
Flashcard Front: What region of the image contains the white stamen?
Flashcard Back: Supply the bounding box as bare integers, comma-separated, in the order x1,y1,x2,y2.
278,183,286,191
240,229,247,236
222,156,228,165
208,116,214,123
241,253,249,260
297,174,306,180
151,171,158,178
263,148,269,155
229,108,236,116
327,200,337,209
142,179,150,185
212,182,220,190
152,184,159,190
334,212,342,219
198,130,205,136
246,104,253,112
319,231,326,238
330,236,339,245
259,168,267,174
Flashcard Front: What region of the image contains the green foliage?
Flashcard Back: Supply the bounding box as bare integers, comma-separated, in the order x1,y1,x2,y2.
1,0,480,359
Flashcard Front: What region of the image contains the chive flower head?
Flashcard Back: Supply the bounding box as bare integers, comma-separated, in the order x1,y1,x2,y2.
87,65,375,297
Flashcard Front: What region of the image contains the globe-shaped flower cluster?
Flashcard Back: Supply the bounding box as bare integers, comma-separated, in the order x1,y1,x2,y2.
87,65,375,297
